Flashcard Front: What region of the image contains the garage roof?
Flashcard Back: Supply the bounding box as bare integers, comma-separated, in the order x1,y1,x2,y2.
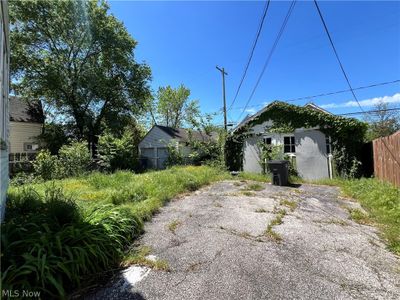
156,125,217,142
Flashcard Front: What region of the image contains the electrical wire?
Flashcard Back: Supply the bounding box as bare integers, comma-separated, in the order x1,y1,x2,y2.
220,79,400,112
313,0,400,166
339,107,400,116
237,0,297,123
228,0,271,111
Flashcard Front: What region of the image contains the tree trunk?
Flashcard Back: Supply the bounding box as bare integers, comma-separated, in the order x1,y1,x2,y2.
87,132,99,159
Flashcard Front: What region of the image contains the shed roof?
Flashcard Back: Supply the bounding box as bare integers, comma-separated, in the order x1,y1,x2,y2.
155,125,217,142
234,101,331,132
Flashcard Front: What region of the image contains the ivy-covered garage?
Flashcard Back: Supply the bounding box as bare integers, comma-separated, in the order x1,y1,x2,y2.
226,101,367,180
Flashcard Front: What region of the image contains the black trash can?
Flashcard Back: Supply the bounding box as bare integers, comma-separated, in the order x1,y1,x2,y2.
267,160,289,186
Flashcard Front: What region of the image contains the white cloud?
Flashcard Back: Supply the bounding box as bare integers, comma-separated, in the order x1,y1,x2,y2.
245,108,257,115
320,93,400,109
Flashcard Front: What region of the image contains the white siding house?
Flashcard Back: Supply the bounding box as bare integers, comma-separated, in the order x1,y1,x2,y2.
139,125,213,169
238,102,333,180
9,97,44,158
0,0,9,220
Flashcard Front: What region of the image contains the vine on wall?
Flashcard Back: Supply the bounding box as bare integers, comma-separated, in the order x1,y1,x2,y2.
225,101,368,177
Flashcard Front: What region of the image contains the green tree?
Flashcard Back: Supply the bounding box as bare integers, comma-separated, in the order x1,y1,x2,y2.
10,0,151,155
186,112,225,167
37,123,69,155
151,85,199,128
97,122,145,171
365,101,400,141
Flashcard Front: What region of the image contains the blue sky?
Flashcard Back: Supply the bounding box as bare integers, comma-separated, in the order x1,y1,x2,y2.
109,1,400,126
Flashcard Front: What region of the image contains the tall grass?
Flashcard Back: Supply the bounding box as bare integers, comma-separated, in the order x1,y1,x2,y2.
2,166,229,298
340,178,400,255
313,177,400,255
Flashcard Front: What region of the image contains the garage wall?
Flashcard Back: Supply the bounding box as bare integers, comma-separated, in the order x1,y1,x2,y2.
294,129,329,180
242,127,330,180
139,126,172,148
243,136,262,173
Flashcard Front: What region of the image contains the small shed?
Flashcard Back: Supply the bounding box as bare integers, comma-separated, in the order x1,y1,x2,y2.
138,125,214,169
234,102,335,180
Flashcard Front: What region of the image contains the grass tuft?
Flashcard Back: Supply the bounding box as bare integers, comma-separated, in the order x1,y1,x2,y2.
265,209,287,243
241,191,256,197
168,219,182,234
265,227,282,242
123,246,170,271
280,199,297,211
347,208,371,225
243,183,264,191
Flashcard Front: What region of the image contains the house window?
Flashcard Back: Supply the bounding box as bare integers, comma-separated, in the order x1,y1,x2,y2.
326,137,332,154
283,136,295,153
263,137,272,145
24,143,39,152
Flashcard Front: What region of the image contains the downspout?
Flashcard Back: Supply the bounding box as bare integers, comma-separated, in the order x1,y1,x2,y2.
328,154,333,179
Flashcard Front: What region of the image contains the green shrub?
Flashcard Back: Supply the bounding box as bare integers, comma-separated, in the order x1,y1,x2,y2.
97,129,139,171
1,186,139,298
10,172,37,186
332,145,362,178
59,141,92,177
32,142,92,180
188,138,222,166
33,149,63,180
165,141,186,167
3,166,229,297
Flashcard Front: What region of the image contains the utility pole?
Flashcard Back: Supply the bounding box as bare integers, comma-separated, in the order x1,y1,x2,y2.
216,66,228,131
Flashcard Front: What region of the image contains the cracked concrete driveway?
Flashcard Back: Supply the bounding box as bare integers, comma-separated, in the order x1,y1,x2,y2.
88,180,400,300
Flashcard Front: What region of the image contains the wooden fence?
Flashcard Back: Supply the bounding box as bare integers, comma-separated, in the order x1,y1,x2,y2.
373,131,400,187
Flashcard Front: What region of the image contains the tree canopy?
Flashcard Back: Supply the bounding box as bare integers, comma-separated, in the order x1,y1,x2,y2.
10,0,151,153
150,84,200,129
364,101,400,141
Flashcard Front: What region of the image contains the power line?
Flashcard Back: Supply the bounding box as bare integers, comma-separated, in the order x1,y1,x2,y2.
228,0,271,111
339,107,400,116
237,0,297,123
313,0,363,112
314,0,400,167
285,79,400,103
227,79,400,111
215,108,400,127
